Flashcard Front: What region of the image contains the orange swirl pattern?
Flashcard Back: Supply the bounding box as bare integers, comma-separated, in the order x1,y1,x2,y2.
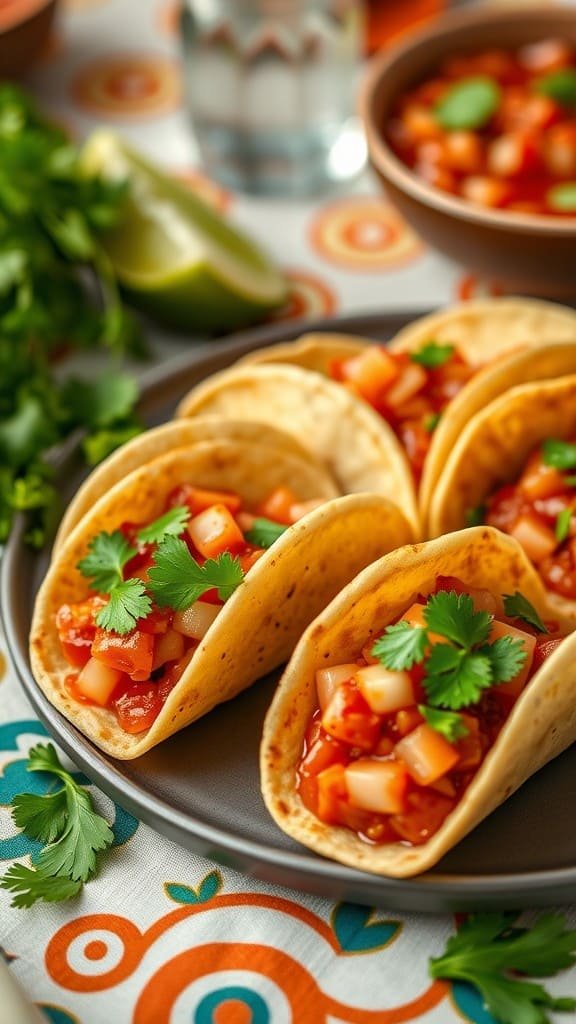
269,268,337,321
309,197,424,271
72,54,181,119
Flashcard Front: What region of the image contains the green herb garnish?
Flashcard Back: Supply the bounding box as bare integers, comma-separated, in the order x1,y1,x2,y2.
542,438,576,470
0,743,113,907
430,911,576,1024
503,592,548,634
465,504,486,527
410,342,455,369
537,68,576,109
373,590,526,720
418,705,468,741
435,76,501,130
423,412,442,434
547,183,576,214
555,507,572,543
95,579,151,634
245,517,288,549
77,529,151,633
137,505,190,545
148,536,244,611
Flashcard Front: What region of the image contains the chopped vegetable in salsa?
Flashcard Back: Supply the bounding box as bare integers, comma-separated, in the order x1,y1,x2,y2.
330,344,475,480
57,485,324,735
297,579,563,846
483,438,576,599
387,40,576,216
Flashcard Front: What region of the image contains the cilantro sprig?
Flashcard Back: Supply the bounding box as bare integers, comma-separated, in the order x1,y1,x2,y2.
0,743,113,907
147,537,244,610
430,911,576,1024
78,529,137,592
410,341,455,369
136,505,190,545
245,516,288,549
503,592,548,634
555,507,572,543
542,439,576,471
372,590,527,731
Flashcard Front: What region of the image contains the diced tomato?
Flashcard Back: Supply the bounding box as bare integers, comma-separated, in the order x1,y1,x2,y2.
56,597,107,667
355,665,415,715
519,450,567,500
111,683,162,734
338,347,400,405
461,176,512,208
509,511,558,564
532,633,565,671
187,504,245,559
395,724,460,785
239,545,266,573
322,682,380,751
443,131,484,173
542,123,576,177
485,483,527,532
91,628,154,682
316,663,358,712
138,608,171,635
539,547,576,600
397,420,431,481
255,486,298,524
402,104,442,143
315,763,348,823
300,733,348,777
288,499,326,523
345,759,409,815
157,648,197,702
77,657,125,706
455,715,484,770
390,790,456,845
168,485,242,516
488,619,536,698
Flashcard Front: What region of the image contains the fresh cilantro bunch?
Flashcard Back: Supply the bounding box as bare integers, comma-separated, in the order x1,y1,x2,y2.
77,507,245,634
0,85,143,548
372,590,530,739
430,911,576,1024
0,743,113,907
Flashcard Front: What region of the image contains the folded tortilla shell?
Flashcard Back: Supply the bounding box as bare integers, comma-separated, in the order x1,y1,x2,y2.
31,438,413,758
176,363,420,536
53,419,325,555
237,308,576,532
429,374,576,622
261,527,576,877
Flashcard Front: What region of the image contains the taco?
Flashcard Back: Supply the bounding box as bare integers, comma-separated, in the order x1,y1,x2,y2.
30,436,412,758
53,419,321,555
176,363,421,536
261,527,575,877
428,374,576,623
239,300,576,528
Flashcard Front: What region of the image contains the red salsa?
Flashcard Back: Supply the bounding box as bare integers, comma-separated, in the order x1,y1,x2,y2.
387,40,576,216
297,577,563,846
57,485,324,735
330,345,475,480
484,439,576,600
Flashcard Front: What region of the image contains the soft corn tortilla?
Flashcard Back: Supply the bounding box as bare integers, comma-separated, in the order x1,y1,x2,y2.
176,363,420,537
261,527,576,878
53,419,325,555
238,302,576,531
31,438,413,759
429,374,576,622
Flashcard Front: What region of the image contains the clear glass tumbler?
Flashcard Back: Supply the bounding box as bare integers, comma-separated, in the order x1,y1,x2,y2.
180,0,366,196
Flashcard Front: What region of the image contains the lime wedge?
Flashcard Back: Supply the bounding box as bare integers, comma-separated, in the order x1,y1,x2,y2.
81,130,287,332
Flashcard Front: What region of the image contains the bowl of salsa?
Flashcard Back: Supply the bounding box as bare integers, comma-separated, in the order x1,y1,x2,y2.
360,5,576,294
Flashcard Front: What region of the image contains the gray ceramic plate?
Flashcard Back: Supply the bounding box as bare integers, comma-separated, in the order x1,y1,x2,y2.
2,311,575,912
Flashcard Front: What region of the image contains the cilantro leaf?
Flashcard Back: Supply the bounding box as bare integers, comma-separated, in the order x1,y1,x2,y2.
430,912,576,1024
137,505,190,545
0,865,82,909
82,423,142,467
425,591,492,649
95,579,151,635
77,530,137,593
61,371,139,430
482,635,527,684
423,412,441,434
555,507,572,543
536,68,576,109
542,439,576,471
424,643,493,709
410,341,455,368
503,592,548,634
245,516,288,549
372,621,428,671
0,743,114,908
148,536,245,611
11,790,68,844
418,705,468,741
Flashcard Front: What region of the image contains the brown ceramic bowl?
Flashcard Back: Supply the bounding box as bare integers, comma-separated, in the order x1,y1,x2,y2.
0,0,58,77
360,4,576,295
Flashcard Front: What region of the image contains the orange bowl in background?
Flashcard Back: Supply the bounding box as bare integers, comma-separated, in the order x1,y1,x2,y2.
0,0,58,76
360,4,576,296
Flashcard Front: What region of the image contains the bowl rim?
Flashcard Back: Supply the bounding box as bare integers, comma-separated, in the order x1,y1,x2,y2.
0,0,55,33
360,2,576,237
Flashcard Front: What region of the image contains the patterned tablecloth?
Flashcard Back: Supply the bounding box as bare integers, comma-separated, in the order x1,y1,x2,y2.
1,2,575,1022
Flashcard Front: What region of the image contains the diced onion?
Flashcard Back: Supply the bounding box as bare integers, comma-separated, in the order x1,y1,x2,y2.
173,601,220,639
77,657,123,706
395,724,460,786
345,759,408,815
152,629,186,671
315,664,358,712
385,363,427,409
355,665,414,715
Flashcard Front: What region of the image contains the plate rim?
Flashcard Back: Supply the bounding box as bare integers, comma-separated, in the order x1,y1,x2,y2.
2,308,576,911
